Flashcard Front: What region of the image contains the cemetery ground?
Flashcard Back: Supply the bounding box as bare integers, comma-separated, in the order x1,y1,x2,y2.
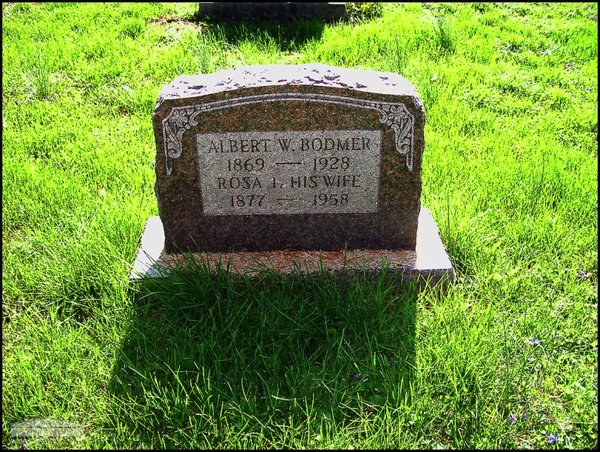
2,2,597,449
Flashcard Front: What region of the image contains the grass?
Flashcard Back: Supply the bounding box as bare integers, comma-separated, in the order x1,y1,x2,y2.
2,2,597,449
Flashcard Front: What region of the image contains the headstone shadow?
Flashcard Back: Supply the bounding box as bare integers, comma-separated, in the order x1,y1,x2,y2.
206,21,326,53
110,264,417,441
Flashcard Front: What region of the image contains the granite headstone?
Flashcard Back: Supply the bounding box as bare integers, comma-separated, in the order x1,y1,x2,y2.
197,2,347,23
131,64,453,286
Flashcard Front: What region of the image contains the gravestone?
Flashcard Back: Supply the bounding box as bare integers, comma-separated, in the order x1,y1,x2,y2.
197,2,347,23
131,64,453,286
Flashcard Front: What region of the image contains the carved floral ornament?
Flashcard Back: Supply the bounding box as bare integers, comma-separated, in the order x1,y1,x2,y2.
161,93,415,175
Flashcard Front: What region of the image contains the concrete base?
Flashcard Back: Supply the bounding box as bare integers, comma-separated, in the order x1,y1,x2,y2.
130,208,454,288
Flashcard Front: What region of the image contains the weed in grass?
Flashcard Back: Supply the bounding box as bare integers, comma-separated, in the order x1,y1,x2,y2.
345,2,384,24
120,17,145,40
433,15,456,56
30,54,53,101
390,35,408,75
193,32,218,73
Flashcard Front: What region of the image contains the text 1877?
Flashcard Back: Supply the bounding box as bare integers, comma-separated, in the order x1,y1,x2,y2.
230,194,266,207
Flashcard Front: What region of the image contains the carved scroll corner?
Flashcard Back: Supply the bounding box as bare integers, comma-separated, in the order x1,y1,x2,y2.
376,102,415,171
162,106,202,176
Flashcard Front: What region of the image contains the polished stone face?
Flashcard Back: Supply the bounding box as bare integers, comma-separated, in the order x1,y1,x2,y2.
153,64,426,253
195,129,382,216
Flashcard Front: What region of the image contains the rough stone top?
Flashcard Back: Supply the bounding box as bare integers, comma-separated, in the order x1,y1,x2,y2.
156,63,421,107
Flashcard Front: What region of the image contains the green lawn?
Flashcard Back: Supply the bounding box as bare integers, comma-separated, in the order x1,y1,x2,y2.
2,2,597,449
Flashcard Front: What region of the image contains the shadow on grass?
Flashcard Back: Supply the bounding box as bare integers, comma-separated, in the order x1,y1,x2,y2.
202,19,326,53
109,258,417,446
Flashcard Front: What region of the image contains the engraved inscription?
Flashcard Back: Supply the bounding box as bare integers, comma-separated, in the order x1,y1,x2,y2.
162,93,414,175
197,130,382,215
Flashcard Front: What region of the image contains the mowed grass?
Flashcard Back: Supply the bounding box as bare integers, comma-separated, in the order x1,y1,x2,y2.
2,2,597,449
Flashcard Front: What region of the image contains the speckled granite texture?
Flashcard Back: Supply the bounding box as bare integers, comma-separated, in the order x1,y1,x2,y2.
130,209,454,288
153,64,426,253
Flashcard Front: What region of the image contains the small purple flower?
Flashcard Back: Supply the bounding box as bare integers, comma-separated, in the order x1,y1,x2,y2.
547,434,557,444
521,413,527,420
508,414,517,424
353,374,360,380
528,338,541,345
577,269,590,281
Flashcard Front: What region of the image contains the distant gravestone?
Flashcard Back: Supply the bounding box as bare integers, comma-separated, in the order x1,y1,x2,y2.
197,2,347,23
131,64,453,286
